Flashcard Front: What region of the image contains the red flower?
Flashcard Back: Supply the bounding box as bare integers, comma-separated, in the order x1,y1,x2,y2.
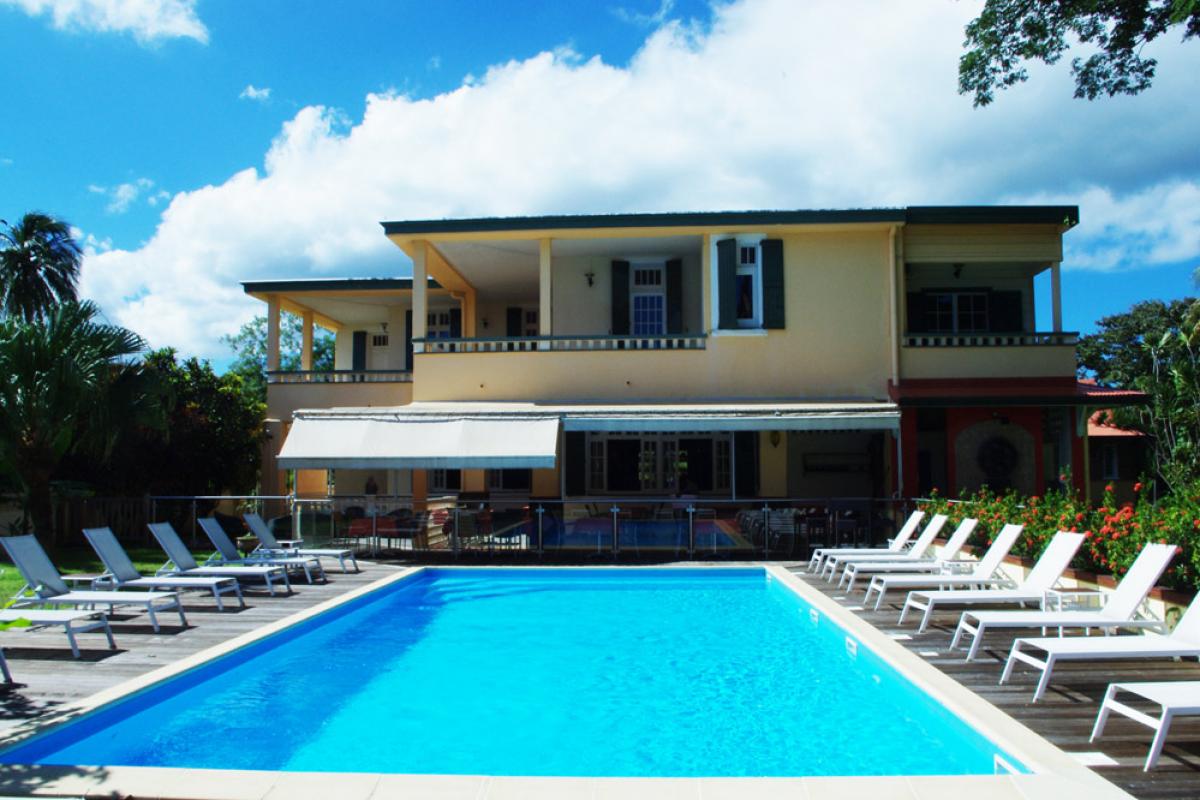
1133,482,1143,493
1105,484,1115,493
1075,513,1085,522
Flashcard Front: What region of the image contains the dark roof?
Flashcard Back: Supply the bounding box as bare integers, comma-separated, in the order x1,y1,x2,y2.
381,206,1079,236
889,378,1147,408
241,277,440,294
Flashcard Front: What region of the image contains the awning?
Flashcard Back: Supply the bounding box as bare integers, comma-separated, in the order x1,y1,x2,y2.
277,413,560,470
557,403,899,432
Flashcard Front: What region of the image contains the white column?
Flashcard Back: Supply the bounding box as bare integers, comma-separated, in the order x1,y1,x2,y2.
266,294,281,373
412,241,428,351
539,238,552,349
300,309,314,371
1050,262,1063,332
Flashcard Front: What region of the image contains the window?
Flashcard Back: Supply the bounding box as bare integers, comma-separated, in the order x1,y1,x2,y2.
1100,444,1120,481
426,311,452,339
715,439,731,491
927,292,988,333
589,439,605,492
736,242,760,327
583,433,734,495
523,310,539,336
371,334,389,348
631,264,665,335
488,469,532,492
429,469,460,493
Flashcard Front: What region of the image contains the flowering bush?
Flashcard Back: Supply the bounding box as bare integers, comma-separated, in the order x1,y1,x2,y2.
918,478,1200,592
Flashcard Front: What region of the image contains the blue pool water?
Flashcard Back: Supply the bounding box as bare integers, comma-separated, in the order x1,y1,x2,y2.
0,568,1021,776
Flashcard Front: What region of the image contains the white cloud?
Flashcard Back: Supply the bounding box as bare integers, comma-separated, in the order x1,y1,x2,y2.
89,177,155,214
78,0,1200,360
1,0,207,44
613,0,676,27
426,55,441,71
239,84,271,102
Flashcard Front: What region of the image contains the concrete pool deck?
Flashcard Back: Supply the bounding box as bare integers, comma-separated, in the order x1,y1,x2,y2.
0,563,1146,799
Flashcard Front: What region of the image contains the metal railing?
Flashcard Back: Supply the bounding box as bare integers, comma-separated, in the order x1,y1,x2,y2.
413,334,707,354
266,369,412,384
293,495,913,560
903,331,1078,348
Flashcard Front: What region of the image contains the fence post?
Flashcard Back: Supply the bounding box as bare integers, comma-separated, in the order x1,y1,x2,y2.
610,505,620,558
190,499,198,546
452,507,460,557
535,505,544,556
762,502,771,559
687,505,695,560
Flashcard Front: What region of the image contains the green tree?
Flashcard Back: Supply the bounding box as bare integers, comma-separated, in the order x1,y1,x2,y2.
72,350,266,496
222,315,335,404
0,212,81,322
960,0,1200,106
1078,298,1200,490
0,301,161,534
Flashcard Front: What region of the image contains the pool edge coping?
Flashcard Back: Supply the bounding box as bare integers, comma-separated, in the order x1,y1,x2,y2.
0,563,1137,800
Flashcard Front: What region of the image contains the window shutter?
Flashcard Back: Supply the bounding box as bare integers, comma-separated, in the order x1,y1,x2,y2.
564,432,586,496
905,293,928,333
989,290,1023,332
665,258,683,334
505,307,522,337
445,470,461,491
716,238,737,329
733,431,758,497
611,260,630,335
761,239,784,329
448,308,462,338
404,309,413,370
351,330,367,371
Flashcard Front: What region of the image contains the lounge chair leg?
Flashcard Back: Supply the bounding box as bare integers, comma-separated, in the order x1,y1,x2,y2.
1145,710,1174,771
214,589,224,612
65,626,81,659
1033,656,1056,702
147,606,160,633
266,575,277,597
873,586,887,611
1091,685,1118,741
235,583,246,608
174,601,187,628
965,622,986,662
0,650,11,683
950,615,969,651
999,642,1020,685
102,617,116,649
919,602,935,634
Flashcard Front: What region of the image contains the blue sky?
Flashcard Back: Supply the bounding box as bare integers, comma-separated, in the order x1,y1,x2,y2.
1,0,1197,365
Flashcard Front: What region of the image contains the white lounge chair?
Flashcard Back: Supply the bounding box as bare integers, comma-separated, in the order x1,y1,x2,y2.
899,531,1085,633
864,523,1024,611
198,518,325,584
806,510,924,572
83,527,245,611
0,535,185,632
1001,591,1200,701
148,522,292,596
1091,681,1200,770
951,542,1177,662
839,517,978,592
0,608,116,659
822,514,948,582
244,512,359,573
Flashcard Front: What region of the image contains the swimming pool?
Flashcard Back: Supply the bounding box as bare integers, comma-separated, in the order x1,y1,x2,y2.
0,568,1022,777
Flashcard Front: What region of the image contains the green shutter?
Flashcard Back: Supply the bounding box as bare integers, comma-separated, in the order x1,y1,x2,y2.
989,290,1024,332
665,258,683,334
905,292,928,334
611,260,630,335
716,238,737,330
448,308,462,338
564,432,586,496
404,309,413,370
506,306,522,337
761,238,785,329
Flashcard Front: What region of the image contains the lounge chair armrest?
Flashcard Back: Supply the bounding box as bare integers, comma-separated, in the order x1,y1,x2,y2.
275,538,303,547
1043,588,1106,611
937,560,978,575
62,574,104,588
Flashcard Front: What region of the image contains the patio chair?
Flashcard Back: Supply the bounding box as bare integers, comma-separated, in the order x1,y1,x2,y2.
898,531,1085,633
0,608,116,659
83,527,244,611
198,518,325,584
863,523,1023,610
807,510,923,573
824,513,948,583
1001,590,1200,701
243,513,359,573
148,522,291,596
838,517,979,592
0,535,186,633
950,542,1177,662
1091,681,1200,770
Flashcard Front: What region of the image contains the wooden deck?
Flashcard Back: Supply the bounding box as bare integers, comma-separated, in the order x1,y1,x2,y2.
785,565,1200,800
0,560,401,737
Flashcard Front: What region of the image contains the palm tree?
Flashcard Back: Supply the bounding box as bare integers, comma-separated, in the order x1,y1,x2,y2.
0,301,160,536
0,212,82,322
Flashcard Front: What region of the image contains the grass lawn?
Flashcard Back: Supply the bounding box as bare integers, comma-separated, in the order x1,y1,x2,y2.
0,545,213,600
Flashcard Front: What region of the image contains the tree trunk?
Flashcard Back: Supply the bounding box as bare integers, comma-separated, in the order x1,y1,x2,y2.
14,450,56,541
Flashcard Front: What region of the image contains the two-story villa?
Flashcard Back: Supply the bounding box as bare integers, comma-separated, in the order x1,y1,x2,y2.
244,207,1140,539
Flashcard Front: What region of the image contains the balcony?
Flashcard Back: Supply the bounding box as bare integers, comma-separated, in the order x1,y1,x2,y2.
414,334,707,354
267,369,413,384
900,330,1077,379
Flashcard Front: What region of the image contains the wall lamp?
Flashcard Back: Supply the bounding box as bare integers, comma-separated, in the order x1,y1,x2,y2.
585,271,595,287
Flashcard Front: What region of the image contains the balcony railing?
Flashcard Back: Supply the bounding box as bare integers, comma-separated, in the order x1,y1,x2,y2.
266,369,413,384
413,334,707,354
903,331,1078,348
